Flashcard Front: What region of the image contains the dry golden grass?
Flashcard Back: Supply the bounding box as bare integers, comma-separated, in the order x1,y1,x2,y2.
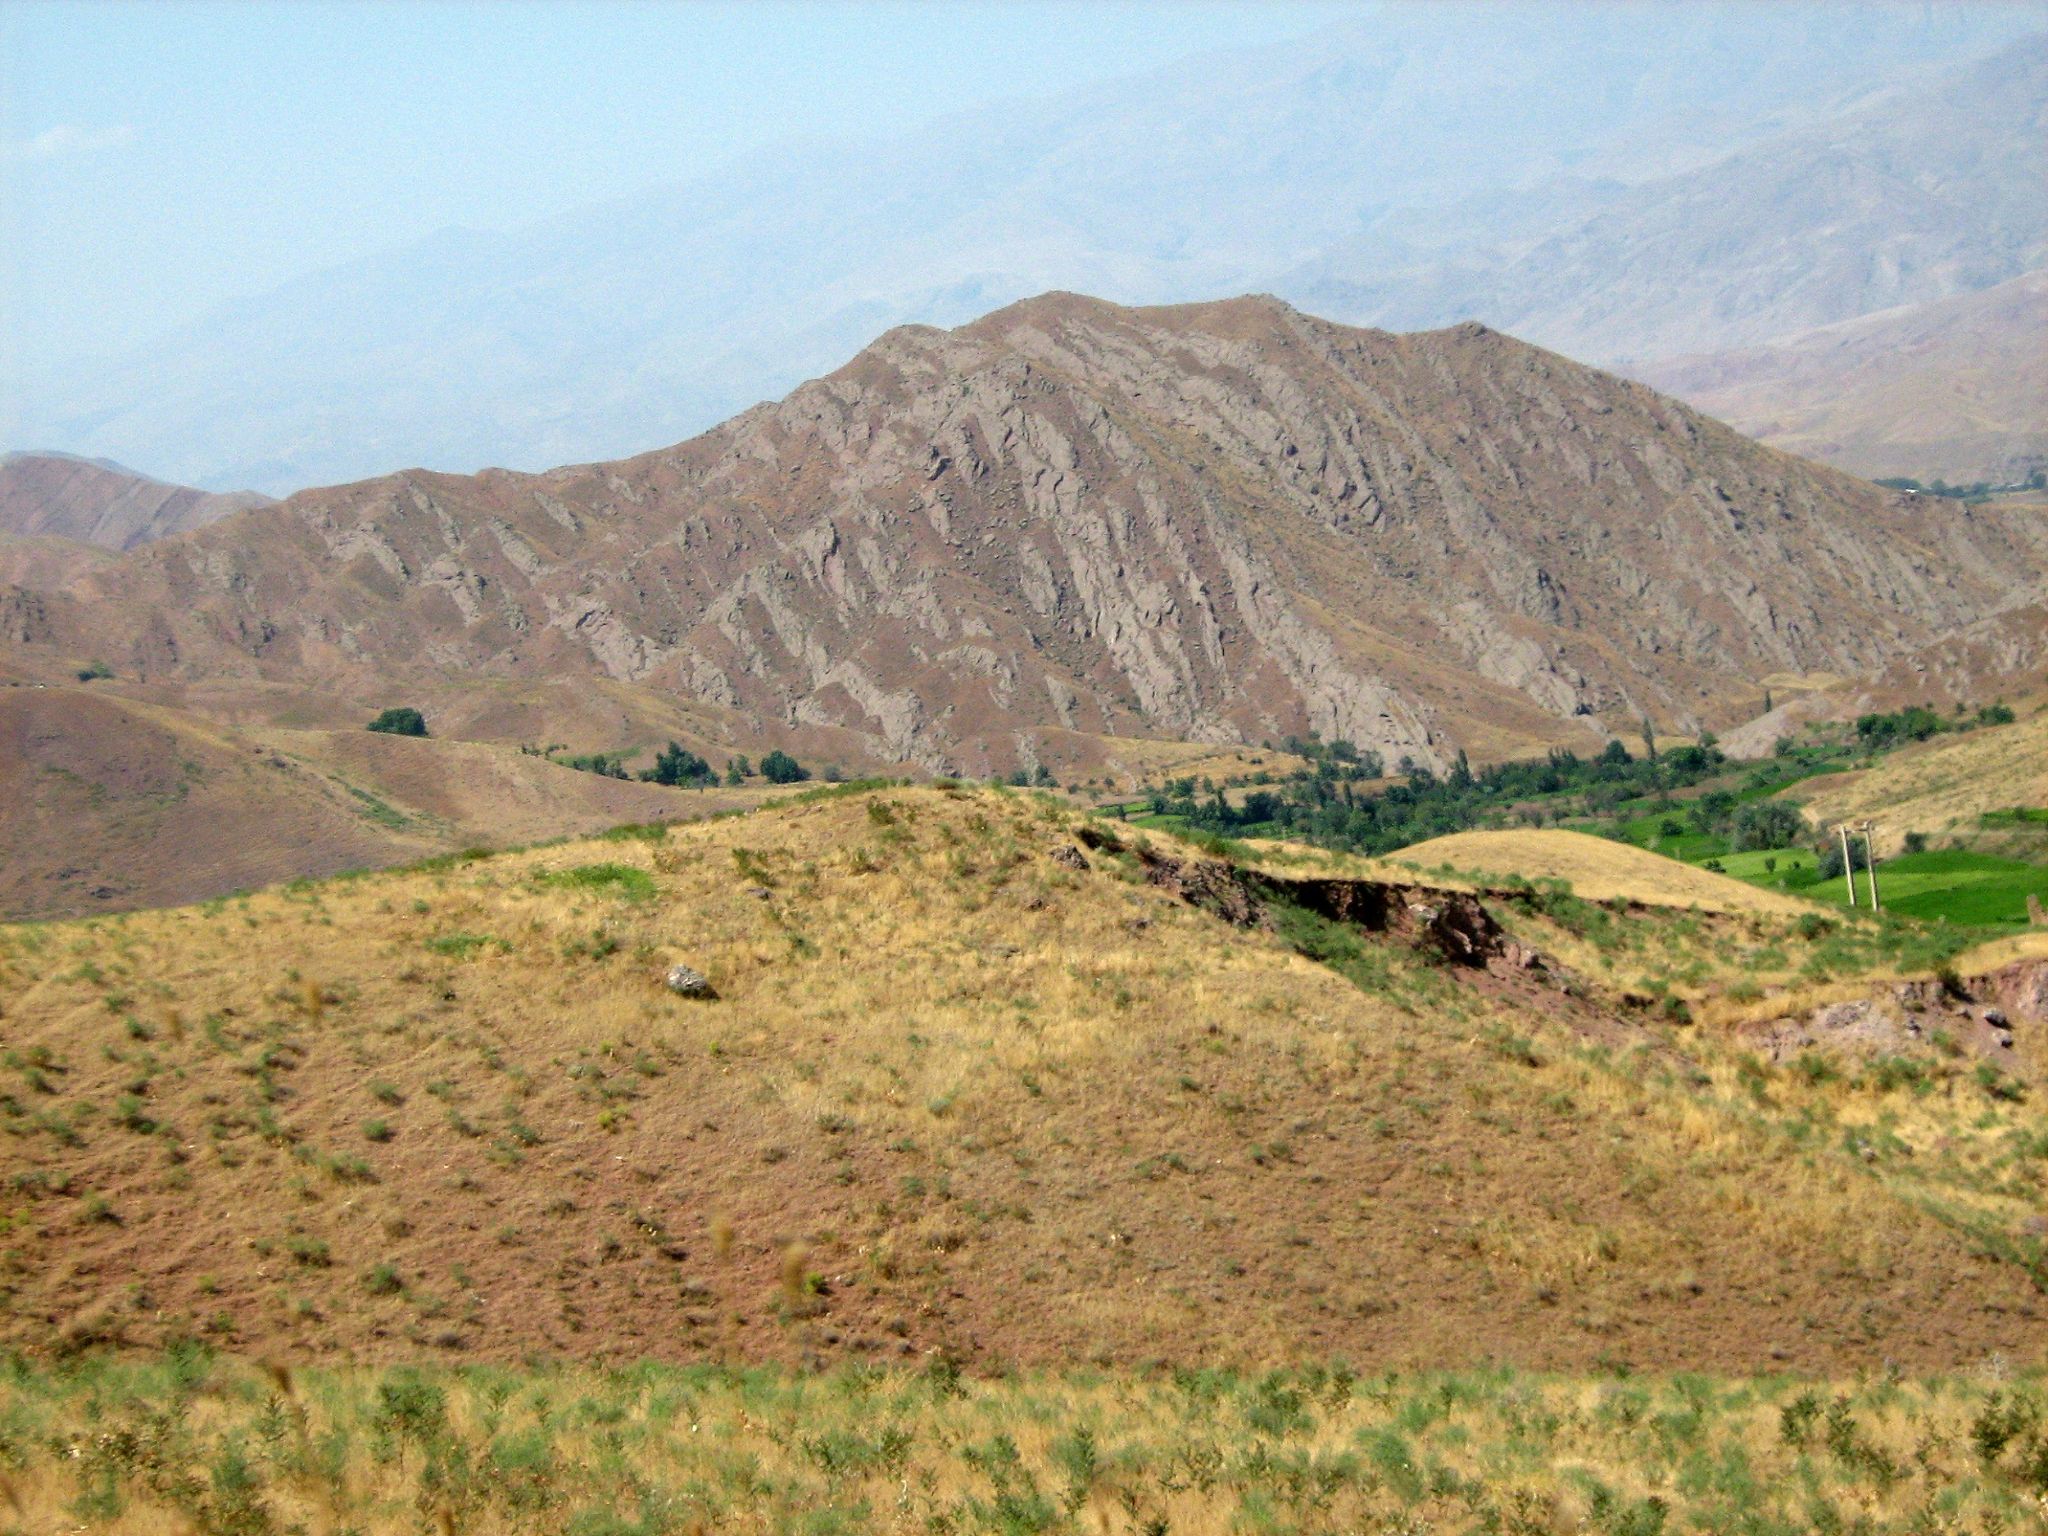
1043,731,1311,790
1377,827,1823,916
1800,707,2048,854
0,786,2041,1380
1952,929,2048,975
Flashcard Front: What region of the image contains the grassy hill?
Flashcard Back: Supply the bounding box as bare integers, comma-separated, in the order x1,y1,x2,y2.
3,783,2040,1367
3,784,2044,1531
1377,828,1822,917
0,681,804,920
1800,706,2048,859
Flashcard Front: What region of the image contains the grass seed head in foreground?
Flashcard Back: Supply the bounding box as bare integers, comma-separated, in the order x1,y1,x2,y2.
0,1357,2045,1534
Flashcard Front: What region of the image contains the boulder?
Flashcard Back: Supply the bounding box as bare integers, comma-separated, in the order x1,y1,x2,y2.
662,963,717,999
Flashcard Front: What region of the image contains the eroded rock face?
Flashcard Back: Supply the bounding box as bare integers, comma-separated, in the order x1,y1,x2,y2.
1995,959,2048,1026
1084,824,1529,971
1736,963,2043,1064
19,295,2047,772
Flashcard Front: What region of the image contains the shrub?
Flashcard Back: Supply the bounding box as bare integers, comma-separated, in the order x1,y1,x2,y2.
536,863,655,901
367,706,428,737
760,749,809,784
364,1263,403,1295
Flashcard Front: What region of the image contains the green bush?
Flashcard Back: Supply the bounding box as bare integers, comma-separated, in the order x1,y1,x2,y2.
367,706,428,737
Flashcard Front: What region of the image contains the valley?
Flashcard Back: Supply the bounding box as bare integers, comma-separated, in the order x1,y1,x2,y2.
4,295,2046,925
5,10,2046,1524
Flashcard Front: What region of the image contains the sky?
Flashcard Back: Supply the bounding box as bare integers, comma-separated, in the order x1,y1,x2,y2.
0,0,1354,377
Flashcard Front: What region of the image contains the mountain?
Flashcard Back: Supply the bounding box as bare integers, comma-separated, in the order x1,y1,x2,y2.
8,9,2038,493
1297,35,2048,363
0,451,273,551
1631,271,2048,486
11,296,2047,783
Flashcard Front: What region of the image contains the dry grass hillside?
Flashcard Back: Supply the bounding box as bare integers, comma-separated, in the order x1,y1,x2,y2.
2,785,2041,1384
1375,828,1821,917
1799,707,2048,856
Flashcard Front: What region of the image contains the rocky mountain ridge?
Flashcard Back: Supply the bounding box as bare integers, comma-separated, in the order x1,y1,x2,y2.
10,296,2048,777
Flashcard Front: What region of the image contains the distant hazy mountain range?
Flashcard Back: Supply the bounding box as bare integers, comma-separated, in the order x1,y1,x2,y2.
8,7,2043,494
0,452,270,550
1636,271,2048,487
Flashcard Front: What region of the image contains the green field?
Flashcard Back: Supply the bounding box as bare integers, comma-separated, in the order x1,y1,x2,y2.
1824,849,2048,924
1705,846,1820,886
1702,847,2046,925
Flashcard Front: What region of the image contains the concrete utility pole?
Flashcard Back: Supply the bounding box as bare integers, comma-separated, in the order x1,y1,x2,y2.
1838,825,1857,907
1860,823,1881,912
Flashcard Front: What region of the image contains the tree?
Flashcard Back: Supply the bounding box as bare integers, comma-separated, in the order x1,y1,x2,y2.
760,749,808,785
1815,838,1869,881
724,755,751,786
641,740,712,787
367,706,428,737
1729,799,1805,852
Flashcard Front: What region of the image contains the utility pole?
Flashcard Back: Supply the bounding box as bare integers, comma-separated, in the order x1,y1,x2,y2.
1838,825,1857,907
1860,822,1881,912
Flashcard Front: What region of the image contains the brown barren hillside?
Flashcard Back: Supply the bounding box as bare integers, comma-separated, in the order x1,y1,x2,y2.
0,682,798,919
11,294,2046,782
0,786,2041,1375
0,450,272,551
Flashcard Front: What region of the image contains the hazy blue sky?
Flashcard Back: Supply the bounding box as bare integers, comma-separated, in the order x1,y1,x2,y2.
1,1,1350,372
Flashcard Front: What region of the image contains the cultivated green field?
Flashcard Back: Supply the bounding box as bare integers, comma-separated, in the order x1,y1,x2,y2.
1702,848,2048,926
